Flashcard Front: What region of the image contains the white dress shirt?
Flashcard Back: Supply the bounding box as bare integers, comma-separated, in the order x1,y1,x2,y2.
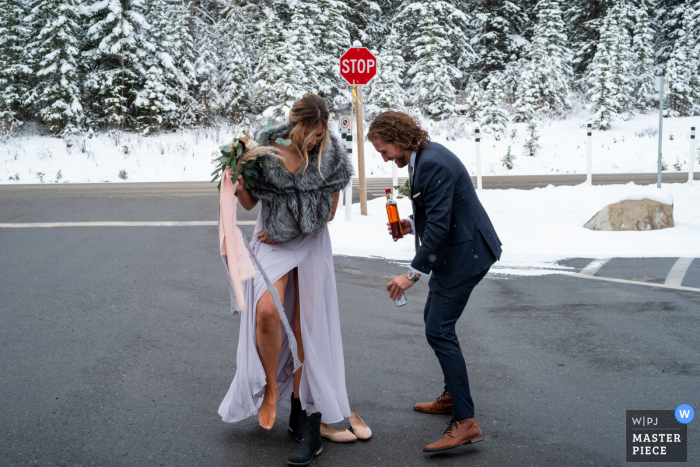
406,151,429,277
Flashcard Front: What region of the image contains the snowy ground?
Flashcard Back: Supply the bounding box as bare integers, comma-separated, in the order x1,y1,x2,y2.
328,182,700,274
2,108,700,185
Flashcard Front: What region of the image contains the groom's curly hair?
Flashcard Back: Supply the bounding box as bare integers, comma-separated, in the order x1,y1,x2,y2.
367,111,430,152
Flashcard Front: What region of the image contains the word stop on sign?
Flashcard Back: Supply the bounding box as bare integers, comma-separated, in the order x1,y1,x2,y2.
341,58,375,75
339,47,377,85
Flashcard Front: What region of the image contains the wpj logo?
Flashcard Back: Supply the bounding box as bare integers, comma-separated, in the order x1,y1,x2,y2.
626,409,688,462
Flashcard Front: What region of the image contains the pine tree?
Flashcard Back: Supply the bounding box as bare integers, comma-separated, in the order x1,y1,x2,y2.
345,0,383,49
195,28,220,116
503,54,526,103
406,0,460,118
523,119,540,156
471,0,529,83
665,8,700,117
135,0,178,131
316,0,351,103
501,144,516,169
273,1,319,116
587,10,620,128
565,0,613,79
0,0,30,124
252,8,282,114
479,74,509,131
586,1,636,128
365,27,405,118
654,0,685,66
393,1,475,90
514,0,572,119
23,0,84,134
170,1,199,126
218,3,253,121
608,1,634,114
81,0,152,128
464,82,484,122
631,1,656,109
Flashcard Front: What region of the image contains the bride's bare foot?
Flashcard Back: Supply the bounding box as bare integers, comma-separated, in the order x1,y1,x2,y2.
258,387,279,430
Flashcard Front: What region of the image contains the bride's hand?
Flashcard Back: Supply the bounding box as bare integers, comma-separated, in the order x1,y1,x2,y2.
258,232,277,244
234,175,247,195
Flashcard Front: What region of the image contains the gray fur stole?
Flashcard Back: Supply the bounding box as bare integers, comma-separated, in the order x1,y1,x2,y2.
249,123,354,243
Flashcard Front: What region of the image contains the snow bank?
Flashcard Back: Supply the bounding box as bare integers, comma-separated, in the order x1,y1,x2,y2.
3,111,700,185
328,182,700,274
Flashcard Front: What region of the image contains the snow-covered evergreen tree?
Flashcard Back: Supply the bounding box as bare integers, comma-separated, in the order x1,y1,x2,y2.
272,0,319,116
631,1,656,109
654,0,685,66
218,3,253,121
135,0,178,131
523,119,540,156
169,1,199,125
565,0,613,79
345,0,383,49
23,0,84,134
0,0,30,124
503,54,526,103
393,1,475,90
479,74,509,131
586,4,632,128
81,0,151,128
406,0,460,118
471,0,529,83
514,0,572,119
365,28,405,118
195,28,220,116
316,0,351,103
665,8,700,116
464,82,484,122
252,8,281,114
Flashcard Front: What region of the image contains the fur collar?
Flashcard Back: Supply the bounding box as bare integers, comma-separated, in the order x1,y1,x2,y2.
254,122,346,192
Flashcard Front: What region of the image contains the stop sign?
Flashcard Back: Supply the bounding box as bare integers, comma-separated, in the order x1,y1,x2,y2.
339,47,377,85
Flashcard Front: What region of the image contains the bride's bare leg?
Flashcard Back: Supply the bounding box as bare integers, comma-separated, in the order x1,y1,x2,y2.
292,268,305,397
256,271,290,430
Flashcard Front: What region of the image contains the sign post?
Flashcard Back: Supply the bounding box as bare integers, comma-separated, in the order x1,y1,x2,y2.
340,43,377,216
655,75,669,188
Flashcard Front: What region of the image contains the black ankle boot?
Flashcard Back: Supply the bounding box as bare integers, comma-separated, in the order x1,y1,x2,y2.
288,393,307,442
288,412,323,466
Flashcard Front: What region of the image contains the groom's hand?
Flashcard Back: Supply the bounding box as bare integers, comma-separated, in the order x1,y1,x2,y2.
387,273,417,300
386,219,413,241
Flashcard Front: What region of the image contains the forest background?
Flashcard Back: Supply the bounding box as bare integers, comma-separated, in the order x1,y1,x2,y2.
1,0,699,137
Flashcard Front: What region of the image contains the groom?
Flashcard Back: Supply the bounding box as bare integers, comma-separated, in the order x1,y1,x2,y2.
368,111,502,453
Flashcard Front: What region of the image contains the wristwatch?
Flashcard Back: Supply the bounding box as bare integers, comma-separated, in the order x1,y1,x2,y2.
406,270,420,282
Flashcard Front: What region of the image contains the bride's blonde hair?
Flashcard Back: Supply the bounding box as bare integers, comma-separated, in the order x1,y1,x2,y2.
288,94,331,173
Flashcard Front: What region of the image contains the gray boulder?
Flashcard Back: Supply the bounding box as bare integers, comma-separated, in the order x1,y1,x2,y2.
584,198,674,231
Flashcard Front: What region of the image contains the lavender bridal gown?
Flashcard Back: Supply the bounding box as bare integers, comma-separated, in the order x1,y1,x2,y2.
218,212,351,424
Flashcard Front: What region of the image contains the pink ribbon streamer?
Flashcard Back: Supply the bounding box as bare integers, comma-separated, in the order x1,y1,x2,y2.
219,168,256,310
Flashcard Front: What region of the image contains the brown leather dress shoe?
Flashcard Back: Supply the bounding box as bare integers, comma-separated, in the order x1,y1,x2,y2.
423,418,484,452
414,390,452,414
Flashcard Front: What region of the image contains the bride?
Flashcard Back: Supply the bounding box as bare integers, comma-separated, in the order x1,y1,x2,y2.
218,94,354,465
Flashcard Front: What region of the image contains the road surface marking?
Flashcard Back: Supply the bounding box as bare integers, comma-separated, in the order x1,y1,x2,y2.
664,258,694,287
0,221,257,228
580,258,611,276
569,272,700,294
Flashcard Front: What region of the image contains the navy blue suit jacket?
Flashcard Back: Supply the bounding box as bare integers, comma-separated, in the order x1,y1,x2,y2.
409,142,502,288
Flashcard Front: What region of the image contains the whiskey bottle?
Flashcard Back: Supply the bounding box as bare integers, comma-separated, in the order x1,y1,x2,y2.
385,189,404,240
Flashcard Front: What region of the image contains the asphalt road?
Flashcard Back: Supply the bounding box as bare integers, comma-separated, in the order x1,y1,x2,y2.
1,183,699,467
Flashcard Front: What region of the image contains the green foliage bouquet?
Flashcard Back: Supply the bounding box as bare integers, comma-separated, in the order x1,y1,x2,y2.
211,119,292,191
